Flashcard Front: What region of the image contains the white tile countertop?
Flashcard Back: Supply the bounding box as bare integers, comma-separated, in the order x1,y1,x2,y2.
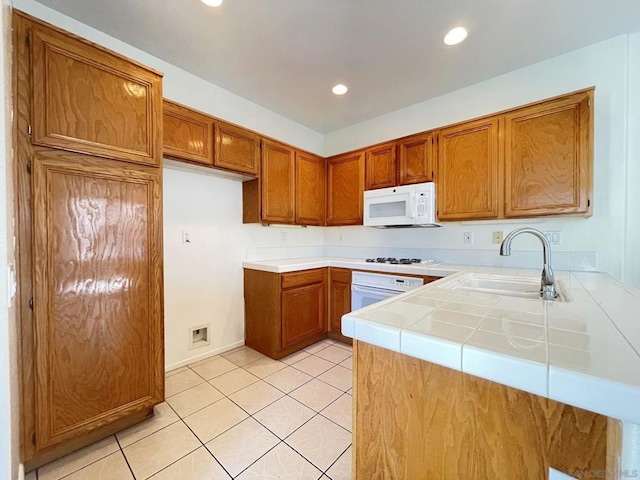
242,257,640,424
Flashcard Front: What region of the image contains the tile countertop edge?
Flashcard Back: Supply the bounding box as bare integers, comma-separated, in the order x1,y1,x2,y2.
245,257,640,424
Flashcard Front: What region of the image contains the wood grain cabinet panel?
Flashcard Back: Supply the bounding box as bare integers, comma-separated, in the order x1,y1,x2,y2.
244,268,328,359
215,121,260,176
398,132,434,185
30,21,162,166
327,151,365,226
504,91,593,218
365,143,397,190
437,118,501,220
295,152,326,226
282,282,326,349
328,268,353,345
31,152,164,450
261,139,296,223
162,100,214,166
354,342,608,480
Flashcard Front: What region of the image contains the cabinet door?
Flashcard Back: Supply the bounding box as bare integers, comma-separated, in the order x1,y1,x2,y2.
30,20,162,166
31,152,164,450
329,268,352,344
163,100,214,166
504,91,593,218
365,143,397,190
215,121,260,176
261,139,295,223
437,118,501,220
398,132,434,185
295,152,326,226
327,151,365,226
282,282,326,349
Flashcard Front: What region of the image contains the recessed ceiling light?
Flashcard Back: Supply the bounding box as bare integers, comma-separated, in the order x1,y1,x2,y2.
443,26,468,46
202,0,223,6
332,84,348,95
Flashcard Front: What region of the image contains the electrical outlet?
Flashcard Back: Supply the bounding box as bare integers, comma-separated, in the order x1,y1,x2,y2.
464,232,473,245
182,231,191,244
280,231,287,241
493,231,504,244
543,231,561,245
338,232,344,242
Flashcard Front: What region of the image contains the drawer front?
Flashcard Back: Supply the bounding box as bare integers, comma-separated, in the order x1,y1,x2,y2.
281,268,325,289
330,267,352,284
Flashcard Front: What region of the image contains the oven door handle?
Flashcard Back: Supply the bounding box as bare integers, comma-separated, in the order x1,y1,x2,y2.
351,285,400,297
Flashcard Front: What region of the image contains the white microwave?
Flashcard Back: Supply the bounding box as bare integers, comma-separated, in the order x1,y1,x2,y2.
363,182,439,228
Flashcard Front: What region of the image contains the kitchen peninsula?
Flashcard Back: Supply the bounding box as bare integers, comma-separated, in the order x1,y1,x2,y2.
243,257,640,479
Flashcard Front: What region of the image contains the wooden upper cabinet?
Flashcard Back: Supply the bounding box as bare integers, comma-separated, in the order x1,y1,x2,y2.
504,90,593,218
215,121,260,176
261,139,295,224
398,132,435,185
31,151,164,450
365,143,397,190
29,19,162,166
437,118,501,220
162,100,214,166
295,152,326,226
327,151,365,226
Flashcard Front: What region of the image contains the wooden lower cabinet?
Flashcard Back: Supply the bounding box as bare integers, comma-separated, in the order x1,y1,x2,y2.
353,341,613,480
328,268,353,344
244,268,328,359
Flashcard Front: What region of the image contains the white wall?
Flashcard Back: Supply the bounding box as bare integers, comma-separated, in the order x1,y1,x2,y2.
625,33,640,287
0,0,18,478
324,36,632,283
163,162,323,369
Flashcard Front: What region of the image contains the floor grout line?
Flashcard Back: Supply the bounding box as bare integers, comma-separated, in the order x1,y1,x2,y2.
114,435,137,480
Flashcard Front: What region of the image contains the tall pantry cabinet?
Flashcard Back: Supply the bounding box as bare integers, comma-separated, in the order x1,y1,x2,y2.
13,12,165,469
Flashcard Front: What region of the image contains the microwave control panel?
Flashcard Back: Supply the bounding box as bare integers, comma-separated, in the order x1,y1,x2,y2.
416,192,430,218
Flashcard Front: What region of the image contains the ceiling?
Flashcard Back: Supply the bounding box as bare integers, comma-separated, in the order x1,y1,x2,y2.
35,0,640,133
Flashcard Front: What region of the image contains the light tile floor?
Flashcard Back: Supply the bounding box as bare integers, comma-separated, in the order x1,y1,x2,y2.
30,339,353,480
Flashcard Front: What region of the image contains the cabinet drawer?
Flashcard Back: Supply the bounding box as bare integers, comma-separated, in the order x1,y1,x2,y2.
281,268,325,289
330,267,352,284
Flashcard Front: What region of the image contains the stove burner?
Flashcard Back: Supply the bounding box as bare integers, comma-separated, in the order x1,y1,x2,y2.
364,257,423,264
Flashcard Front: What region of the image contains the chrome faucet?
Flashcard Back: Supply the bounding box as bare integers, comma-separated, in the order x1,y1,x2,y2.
500,227,557,301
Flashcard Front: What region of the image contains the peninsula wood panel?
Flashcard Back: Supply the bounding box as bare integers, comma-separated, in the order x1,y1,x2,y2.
354,342,608,480
437,117,501,220
162,100,214,166
261,139,295,223
29,18,162,166
295,152,326,226
31,152,164,450
328,268,353,345
327,151,365,226
398,132,434,185
215,121,260,176
365,143,397,190
504,90,593,218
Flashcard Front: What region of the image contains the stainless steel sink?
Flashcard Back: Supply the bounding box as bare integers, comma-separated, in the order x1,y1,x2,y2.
437,272,567,301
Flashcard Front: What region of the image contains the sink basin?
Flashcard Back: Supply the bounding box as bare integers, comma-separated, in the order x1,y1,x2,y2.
437,273,567,301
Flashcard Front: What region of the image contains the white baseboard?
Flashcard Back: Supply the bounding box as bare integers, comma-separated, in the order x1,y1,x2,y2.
164,340,245,373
